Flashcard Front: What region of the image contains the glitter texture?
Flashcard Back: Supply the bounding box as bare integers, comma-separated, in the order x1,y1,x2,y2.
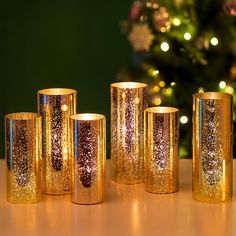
70,114,106,204
5,112,42,203
193,92,233,203
38,88,77,195
110,82,148,184
144,107,179,194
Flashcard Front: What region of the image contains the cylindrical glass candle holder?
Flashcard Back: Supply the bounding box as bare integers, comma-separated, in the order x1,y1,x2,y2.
38,88,77,195
70,113,106,204
193,92,233,203
5,112,42,203
144,107,179,194
110,82,148,184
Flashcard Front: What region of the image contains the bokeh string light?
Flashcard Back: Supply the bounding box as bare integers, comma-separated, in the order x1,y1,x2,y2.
120,0,236,157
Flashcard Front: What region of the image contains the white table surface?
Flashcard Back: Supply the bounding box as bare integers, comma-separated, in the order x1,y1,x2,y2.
0,159,236,236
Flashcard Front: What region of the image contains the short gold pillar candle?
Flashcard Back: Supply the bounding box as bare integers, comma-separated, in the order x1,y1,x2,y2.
38,88,77,195
144,107,179,194
110,82,148,184
70,113,106,204
5,112,42,203
193,92,233,203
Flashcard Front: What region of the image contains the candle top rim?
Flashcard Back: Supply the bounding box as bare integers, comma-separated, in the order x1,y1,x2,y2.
145,106,179,114
38,88,77,95
111,82,147,89
70,113,105,121
193,92,232,100
5,112,40,120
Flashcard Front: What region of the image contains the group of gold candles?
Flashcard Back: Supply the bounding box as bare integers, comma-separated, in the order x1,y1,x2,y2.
5,88,106,204
5,82,233,204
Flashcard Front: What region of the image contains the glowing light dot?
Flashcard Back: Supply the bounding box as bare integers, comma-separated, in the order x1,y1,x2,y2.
153,85,160,92
164,87,173,96
153,97,162,105
225,86,234,94
61,105,69,111
184,32,191,40
160,42,169,52
153,70,159,76
159,81,165,87
180,116,188,124
219,81,226,89
160,27,167,33
173,18,181,26
148,68,159,77
171,82,176,86
210,37,218,46
152,3,159,9
146,2,152,7
198,87,204,93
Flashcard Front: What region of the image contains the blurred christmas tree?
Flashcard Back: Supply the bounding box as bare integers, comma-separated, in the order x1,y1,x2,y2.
119,0,236,158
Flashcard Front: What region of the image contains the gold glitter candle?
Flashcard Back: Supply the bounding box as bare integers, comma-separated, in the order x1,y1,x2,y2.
144,107,179,194
38,88,77,195
5,112,42,203
110,82,148,184
193,92,233,203
70,114,106,204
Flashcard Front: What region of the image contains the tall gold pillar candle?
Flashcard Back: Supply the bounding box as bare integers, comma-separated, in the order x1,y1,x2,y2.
144,107,179,193
70,114,106,204
5,112,42,203
110,82,148,184
193,92,233,203
38,88,77,195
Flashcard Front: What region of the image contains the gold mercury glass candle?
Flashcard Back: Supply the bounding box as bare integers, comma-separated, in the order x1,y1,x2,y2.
193,92,233,203
110,82,148,184
5,112,42,203
38,88,77,195
70,113,106,204
144,107,179,194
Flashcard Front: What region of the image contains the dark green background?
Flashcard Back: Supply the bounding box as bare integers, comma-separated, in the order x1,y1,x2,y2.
1,1,132,158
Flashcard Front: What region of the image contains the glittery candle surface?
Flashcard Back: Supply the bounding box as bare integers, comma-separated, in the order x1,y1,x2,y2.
193,92,233,203
70,114,106,204
110,82,148,184
38,88,77,195
5,112,42,203
144,107,179,194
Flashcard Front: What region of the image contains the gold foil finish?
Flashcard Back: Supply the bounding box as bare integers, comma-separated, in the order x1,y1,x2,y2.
110,82,148,184
38,88,77,195
144,107,179,193
5,112,42,203
193,92,233,203
70,114,106,204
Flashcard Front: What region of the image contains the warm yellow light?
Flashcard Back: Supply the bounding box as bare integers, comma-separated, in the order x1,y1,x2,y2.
153,97,162,105
153,85,160,92
153,70,159,76
61,104,69,112
198,87,204,93
180,115,188,124
160,42,169,52
146,2,152,7
219,81,226,89
160,27,167,33
164,87,173,96
210,37,218,46
170,82,176,86
159,81,165,87
184,32,191,40
225,85,234,94
173,18,181,26
148,68,159,77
